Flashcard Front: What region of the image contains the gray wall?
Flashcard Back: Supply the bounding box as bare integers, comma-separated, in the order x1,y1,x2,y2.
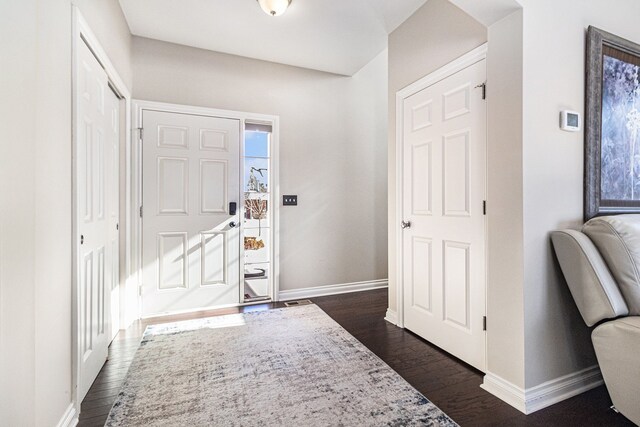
0,0,131,425
386,0,487,318
132,37,388,291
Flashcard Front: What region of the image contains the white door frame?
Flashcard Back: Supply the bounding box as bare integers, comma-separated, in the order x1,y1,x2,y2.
71,7,133,411
131,100,281,319
395,43,488,334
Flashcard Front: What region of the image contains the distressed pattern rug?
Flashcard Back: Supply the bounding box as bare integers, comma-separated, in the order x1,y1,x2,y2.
106,304,457,426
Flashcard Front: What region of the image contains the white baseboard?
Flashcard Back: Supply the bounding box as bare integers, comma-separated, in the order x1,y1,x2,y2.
481,365,603,414
278,279,388,301
384,309,398,325
481,372,527,413
524,365,604,413
56,403,78,427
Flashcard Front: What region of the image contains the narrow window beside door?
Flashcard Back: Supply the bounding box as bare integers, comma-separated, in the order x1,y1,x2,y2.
243,124,272,302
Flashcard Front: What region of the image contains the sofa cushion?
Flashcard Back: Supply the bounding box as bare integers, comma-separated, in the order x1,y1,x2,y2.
583,214,640,315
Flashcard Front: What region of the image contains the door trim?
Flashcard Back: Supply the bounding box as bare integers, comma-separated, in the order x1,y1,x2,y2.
131,100,281,319
71,7,132,412
395,43,487,333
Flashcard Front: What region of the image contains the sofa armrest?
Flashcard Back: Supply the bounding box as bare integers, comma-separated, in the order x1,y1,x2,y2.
551,230,628,326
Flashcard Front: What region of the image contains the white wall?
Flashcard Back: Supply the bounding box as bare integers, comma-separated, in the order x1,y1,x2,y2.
131,37,388,291
519,0,640,388
0,0,131,425
387,0,487,319
0,0,38,423
485,10,526,388
33,2,74,423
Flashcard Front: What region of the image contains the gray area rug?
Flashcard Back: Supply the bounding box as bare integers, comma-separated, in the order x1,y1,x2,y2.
106,304,457,426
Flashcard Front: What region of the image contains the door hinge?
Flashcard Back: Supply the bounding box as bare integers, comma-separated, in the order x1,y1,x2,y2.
483,316,487,331
138,127,144,140
139,205,143,218
475,82,487,100
138,284,143,296
483,200,487,215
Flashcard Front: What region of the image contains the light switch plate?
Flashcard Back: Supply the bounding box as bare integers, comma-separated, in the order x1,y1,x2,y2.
283,195,298,206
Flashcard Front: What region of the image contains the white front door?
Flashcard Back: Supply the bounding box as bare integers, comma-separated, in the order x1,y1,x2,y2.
401,58,487,371
76,39,120,400
141,110,241,317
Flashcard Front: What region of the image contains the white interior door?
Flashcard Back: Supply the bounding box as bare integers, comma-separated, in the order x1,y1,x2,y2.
76,39,120,400
401,58,487,371
141,110,241,317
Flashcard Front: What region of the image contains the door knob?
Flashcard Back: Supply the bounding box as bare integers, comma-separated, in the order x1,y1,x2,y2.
401,220,411,229
229,221,237,228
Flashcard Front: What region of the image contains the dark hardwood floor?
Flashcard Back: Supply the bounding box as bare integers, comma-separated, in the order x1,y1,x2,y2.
77,289,634,426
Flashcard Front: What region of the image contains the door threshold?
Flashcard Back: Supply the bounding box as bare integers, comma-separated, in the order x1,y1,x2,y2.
243,296,271,304
141,299,275,320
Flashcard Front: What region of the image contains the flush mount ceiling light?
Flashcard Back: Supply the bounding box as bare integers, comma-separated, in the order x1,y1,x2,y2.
257,0,292,17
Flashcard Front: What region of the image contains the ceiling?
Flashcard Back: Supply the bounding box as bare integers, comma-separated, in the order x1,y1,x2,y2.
119,0,428,76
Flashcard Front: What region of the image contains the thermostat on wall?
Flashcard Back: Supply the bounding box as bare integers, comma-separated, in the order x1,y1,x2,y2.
560,110,581,132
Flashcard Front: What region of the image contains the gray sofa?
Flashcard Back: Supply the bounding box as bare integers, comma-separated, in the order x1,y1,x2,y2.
551,214,640,425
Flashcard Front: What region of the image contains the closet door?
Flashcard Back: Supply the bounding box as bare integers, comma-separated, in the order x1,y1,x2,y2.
76,39,118,401
401,58,487,371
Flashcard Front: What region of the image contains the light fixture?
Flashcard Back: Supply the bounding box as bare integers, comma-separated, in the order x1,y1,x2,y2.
257,0,292,17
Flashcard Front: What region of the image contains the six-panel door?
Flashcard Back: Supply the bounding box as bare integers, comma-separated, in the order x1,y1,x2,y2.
141,110,241,317
402,59,487,371
76,39,120,401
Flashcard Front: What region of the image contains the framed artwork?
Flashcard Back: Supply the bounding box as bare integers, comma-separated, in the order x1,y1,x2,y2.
585,26,640,220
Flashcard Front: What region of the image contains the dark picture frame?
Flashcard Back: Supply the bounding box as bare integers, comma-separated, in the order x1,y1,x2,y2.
585,26,640,221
